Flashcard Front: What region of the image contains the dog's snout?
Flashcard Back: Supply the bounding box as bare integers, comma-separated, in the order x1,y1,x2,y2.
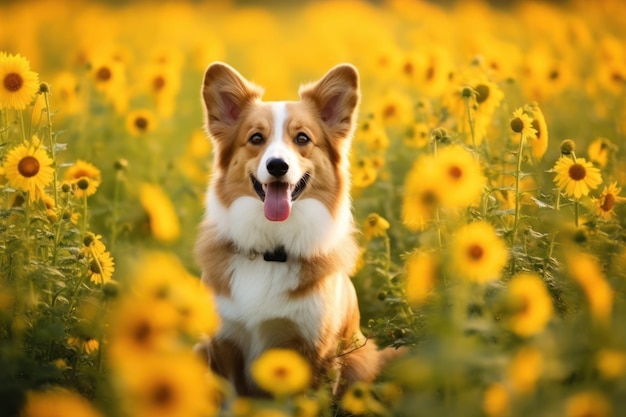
266,158,289,178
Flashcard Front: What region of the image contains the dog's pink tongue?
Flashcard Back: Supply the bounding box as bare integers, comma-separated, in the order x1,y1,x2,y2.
264,182,291,221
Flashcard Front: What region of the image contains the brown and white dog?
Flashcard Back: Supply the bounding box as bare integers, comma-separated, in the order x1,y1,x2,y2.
195,62,384,397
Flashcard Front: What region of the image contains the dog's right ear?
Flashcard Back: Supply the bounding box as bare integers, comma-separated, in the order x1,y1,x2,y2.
201,62,263,140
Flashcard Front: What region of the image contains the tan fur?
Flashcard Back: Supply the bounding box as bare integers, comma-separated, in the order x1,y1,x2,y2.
195,62,388,398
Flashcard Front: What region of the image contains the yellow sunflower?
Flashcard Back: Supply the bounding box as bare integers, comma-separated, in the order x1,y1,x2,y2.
594,182,626,219
362,213,390,241
449,221,509,283
356,116,390,153
126,109,157,136
251,349,311,397
508,346,543,395
20,387,103,417
64,160,102,197
107,297,179,364
405,122,431,148
587,137,616,168
351,156,378,189
402,155,441,231
118,352,219,417
405,251,438,305
567,252,613,325
510,107,537,141
126,254,220,338
341,381,385,416
2,142,54,202
67,335,99,354
0,52,40,110
564,391,611,417
483,383,509,417
528,104,549,161
434,145,486,208
553,156,602,199
506,273,554,337
87,249,115,285
139,183,181,243
596,349,626,380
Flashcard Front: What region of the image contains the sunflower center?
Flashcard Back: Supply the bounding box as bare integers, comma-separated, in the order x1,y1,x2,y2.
3,73,23,92
510,117,524,133
531,119,541,137
153,76,166,91
96,66,112,82
151,382,175,407
448,165,463,180
467,244,484,261
89,259,102,274
403,62,414,76
568,163,587,181
600,193,616,212
383,104,396,119
18,156,40,178
135,116,149,131
133,320,152,345
474,84,490,104
274,366,288,379
421,190,438,207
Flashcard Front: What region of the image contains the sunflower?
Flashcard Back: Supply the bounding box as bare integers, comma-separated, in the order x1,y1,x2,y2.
251,349,311,397
506,273,554,337
564,392,612,417
434,145,486,208
20,387,103,417
405,122,431,148
341,381,385,416
139,183,181,243
405,251,438,305
351,156,378,189
169,273,220,338
0,52,40,110
508,346,543,395
126,109,157,136
356,116,389,153
52,71,82,115
553,157,602,199
64,160,102,197
449,221,509,283
594,182,625,219
402,155,441,231
567,252,613,325
509,108,537,141
107,297,179,364
2,142,54,202
483,383,509,417
528,104,549,161
87,249,115,285
362,213,390,241
587,137,617,168
118,352,219,417
596,349,626,380
373,89,414,128
67,335,99,354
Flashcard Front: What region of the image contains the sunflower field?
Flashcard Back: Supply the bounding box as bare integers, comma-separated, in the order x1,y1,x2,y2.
1,0,626,416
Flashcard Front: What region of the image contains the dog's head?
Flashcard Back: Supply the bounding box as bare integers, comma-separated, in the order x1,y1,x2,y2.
201,63,360,223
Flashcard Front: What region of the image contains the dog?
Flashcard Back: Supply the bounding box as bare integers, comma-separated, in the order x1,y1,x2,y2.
194,62,385,397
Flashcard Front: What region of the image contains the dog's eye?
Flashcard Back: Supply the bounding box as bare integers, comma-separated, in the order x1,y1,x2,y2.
294,132,311,145
249,133,264,145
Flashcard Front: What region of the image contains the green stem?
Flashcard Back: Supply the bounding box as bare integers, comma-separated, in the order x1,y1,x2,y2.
464,96,478,155
110,170,123,251
81,194,88,237
42,90,59,206
19,110,27,143
511,132,524,243
575,199,579,227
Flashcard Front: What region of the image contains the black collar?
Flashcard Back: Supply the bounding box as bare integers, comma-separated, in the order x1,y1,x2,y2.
263,246,287,262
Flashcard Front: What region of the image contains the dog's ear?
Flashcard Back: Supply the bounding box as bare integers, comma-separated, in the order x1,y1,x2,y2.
299,64,360,140
201,62,263,140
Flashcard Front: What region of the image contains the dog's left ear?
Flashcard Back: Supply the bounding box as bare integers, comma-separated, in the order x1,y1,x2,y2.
299,64,360,140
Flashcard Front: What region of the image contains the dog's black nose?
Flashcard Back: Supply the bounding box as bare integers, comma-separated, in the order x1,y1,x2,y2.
267,158,289,177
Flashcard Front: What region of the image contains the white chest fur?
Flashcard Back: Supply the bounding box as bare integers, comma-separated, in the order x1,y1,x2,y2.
215,254,348,361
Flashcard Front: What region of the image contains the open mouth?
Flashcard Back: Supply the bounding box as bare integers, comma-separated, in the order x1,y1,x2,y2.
250,173,310,221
